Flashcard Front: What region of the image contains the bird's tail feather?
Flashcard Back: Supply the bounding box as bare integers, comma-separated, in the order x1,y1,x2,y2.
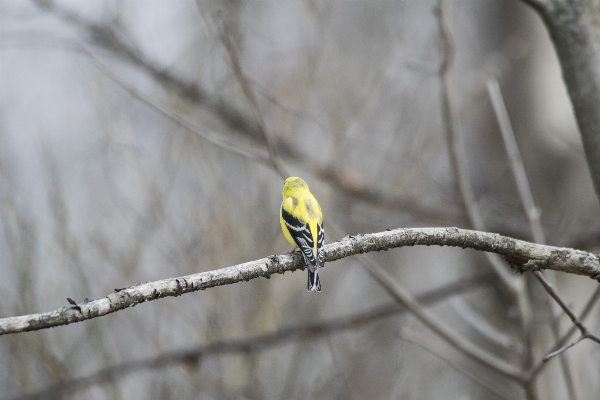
307,268,321,292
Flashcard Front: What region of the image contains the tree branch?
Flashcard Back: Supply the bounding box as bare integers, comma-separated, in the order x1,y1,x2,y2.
1,227,599,335
522,0,600,204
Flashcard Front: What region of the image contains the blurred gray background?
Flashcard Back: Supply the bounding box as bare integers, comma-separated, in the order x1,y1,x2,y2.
1,0,600,399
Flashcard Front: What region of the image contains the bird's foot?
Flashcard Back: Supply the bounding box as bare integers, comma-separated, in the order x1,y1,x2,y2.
287,247,300,254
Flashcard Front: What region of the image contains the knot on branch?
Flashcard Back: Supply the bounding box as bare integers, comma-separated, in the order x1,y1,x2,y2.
502,254,533,274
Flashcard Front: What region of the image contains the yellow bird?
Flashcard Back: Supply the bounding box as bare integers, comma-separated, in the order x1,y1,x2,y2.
280,177,324,292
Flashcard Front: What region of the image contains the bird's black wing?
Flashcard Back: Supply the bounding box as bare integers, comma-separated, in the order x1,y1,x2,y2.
316,222,324,267
281,205,317,269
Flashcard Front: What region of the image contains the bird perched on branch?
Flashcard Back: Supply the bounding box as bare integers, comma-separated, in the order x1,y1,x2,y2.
280,177,324,292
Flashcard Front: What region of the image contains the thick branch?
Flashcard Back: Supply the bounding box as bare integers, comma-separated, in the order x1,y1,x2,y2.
1,227,599,335
524,0,600,203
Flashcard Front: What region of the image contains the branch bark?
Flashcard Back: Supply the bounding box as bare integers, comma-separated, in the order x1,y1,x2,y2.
523,0,600,203
1,227,599,335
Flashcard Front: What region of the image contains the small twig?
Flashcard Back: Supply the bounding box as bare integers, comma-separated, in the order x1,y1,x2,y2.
543,334,586,362
487,79,545,244
533,271,586,333
546,284,600,355
528,284,600,379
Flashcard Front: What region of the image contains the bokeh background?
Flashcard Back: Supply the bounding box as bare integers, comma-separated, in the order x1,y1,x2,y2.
2,1,600,399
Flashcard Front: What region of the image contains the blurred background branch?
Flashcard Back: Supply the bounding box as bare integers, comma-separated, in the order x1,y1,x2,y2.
521,0,600,205
11,273,490,400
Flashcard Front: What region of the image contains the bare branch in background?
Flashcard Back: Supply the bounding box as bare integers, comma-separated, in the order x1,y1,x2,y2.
31,0,464,225
521,0,600,204
439,3,597,397
436,0,521,294
542,335,586,363
436,6,540,396
527,283,600,379
534,275,600,345
218,23,289,178
486,80,544,244
8,274,490,400
83,47,272,166
399,335,517,400
326,222,522,381
31,0,266,142
487,80,600,396
487,78,580,399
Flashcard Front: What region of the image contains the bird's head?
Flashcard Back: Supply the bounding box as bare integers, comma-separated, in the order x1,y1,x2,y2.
282,176,309,197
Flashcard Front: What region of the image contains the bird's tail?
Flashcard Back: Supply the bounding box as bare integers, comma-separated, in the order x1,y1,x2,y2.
307,267,321,292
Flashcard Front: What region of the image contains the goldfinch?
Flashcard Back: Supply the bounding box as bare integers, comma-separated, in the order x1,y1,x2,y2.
280,177,324,292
